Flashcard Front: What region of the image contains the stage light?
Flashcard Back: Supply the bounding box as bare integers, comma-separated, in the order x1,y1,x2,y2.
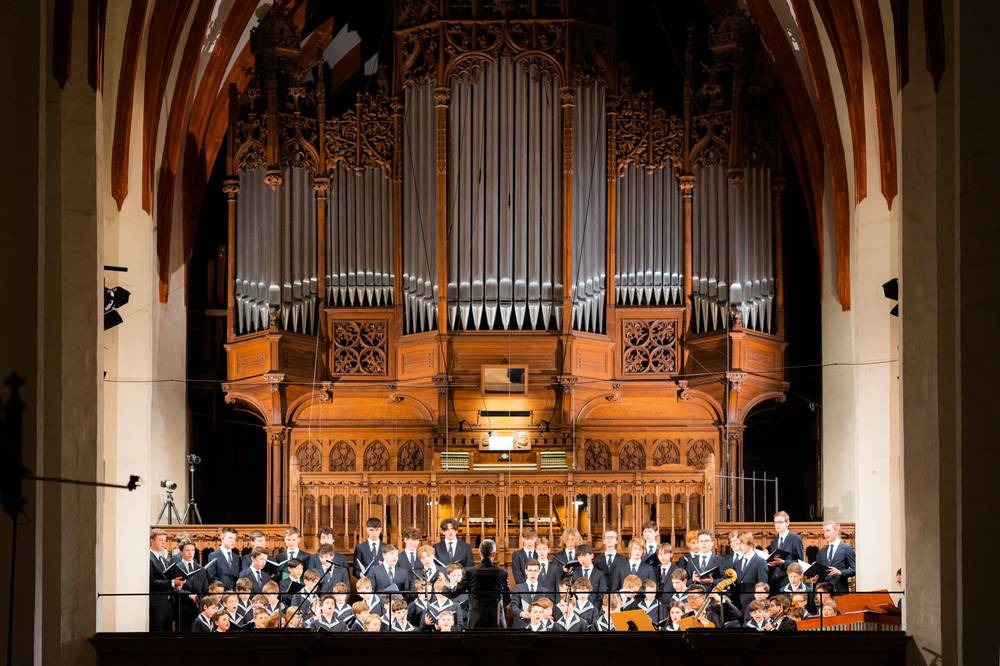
882,278,899,317
103,285,131,330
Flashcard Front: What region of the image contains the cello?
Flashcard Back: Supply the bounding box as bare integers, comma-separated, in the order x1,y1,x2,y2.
677,568,738,630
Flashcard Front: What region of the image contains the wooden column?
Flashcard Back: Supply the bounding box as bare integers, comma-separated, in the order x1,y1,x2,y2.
772,176,786,337
434,86,450,333
560,86,575,334
223,179,239,342
265,427,288,523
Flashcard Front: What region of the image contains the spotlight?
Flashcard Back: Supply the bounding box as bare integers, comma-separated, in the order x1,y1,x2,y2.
103,286,131,330
127,475,142,491
882,278,899,317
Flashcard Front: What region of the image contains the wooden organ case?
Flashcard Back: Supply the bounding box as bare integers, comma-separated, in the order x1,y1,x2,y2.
221,3,789,557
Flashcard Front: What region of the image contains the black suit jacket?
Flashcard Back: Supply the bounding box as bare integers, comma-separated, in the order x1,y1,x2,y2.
452,559,509,629
148,552,175,631
733,554,769,608
306,551,348,573
570,567,608,604
510,548,537,585
640,543,661,568
685,553,726,583
238,566,269,594
595,552,629,591
435,540,474,568
622,560,656,584
277,549,311,567
208,549,241,590
398,550,422,578
353,541,386,580
766,532,805,588
510,581,552,628
314,563,351,594
814,542,856,593
371,563,412,592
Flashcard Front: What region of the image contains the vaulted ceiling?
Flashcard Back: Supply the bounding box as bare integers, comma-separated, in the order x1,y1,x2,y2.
54,0,944,311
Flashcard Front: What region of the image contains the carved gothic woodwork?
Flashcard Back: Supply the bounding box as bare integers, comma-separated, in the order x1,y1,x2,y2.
584,440,612,471
364,441,391,471
328,441,357,472
331,321,388,376
397,440,426,471
618,440,646,471
621,316,679,375
653,439,681,466
295,441,321,472
687,439,714,469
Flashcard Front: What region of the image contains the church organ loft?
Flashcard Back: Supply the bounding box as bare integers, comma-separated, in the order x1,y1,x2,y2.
221,2,791,557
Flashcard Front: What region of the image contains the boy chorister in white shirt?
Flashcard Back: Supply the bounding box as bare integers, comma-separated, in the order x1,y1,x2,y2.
552,595,585,632
308,595,347,632
389,598,418,632
745,599,771,631
570,578,597,629
525,601,548,632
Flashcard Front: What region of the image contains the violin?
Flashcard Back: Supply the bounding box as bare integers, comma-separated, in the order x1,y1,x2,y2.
677,568,738,630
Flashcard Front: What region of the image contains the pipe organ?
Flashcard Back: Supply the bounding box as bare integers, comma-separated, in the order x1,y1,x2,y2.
223,5,791,534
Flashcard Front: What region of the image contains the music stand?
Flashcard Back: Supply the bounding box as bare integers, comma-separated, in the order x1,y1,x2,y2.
611,609,656,632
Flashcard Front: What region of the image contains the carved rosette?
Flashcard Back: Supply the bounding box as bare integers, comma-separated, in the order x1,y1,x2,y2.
364,441,391,471
618,440,646,471
328,441,357,472
622,318,678,375
652,440,681,466
687,439,714,469
332,321,388,375
397,440,425,471
584,440,611,471
295,441,321,472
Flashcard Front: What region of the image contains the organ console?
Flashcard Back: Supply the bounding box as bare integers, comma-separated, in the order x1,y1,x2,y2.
221,3,791,545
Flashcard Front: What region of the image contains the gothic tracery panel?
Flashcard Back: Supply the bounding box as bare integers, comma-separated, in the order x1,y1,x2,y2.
618,439,646,470
687,439,714,469
621,318,678,374
652,439,681,466
295,441,321,472
364,440,391,471
332,321,388,375
328,441,357,472
397,440,426,471
584,440,611,470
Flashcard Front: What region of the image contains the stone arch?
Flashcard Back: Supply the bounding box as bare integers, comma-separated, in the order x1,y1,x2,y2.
618,439,646,470
584,439,611,470
364,440,390,471
397,439,425,471
328,440,357,471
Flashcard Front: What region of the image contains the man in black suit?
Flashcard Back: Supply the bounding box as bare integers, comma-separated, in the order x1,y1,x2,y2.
149,529,183,631
452,539,510,629
510,527,538,585
810,522,856,594
732,532,769,609
569,545,607,605
595,530,629,592
510,560,551,628
207,527,240,590
174,540,209,632
767,511,805,589
623,540,656,582
399,526,423,579
276,526,310,568
639,521,662,568
306,526,349,572
310,544,351,593
686,530,725,586
240,530,267,571
371,544,412,592
238,547,271,593
353,517,386,580
434,517,474,568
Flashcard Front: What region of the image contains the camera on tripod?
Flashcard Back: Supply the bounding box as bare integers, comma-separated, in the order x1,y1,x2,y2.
160,480,178,491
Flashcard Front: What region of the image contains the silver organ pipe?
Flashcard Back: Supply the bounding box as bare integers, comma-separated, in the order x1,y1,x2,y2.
615,162,682,307
692,163,774,333
235,166,317,335
447,56,563,331
402,81,438,334
571,81,607,334
326,165,393,307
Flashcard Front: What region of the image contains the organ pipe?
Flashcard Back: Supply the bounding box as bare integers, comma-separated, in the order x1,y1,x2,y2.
572,81,607,334
402,82,438,334
447,57,563,331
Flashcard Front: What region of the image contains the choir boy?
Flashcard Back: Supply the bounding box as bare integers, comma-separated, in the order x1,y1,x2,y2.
810,522,856,594
239,548,270,593
355,577,385,619
251,607,272,630
596,530,629,592
389,598,418,632
212,611,232,633
570,579,598,628
511,527,538,585
569,544,607,605
767,511,804,589
745,599,770,630
534,538,558,590
209,527,241,590
148,528,183,632
676,530,702,575
639,522,662,567
415,544,444,585
221,593,241,627
234,577,254,624
624,540,655,582
617,574,643,612
260,581,281,616
554,528,582,572
277,527,310,572
312,544,350,592
241,531,267,570
434,518,474,567
371,543,410,592
552,595,585,632
191,596,217,632
536,598,556,630
278,559,306,605
668,568,689,604
349,601,371,632
435,610,460,633
733,531,769,610
362,612,385,633
407,579,432,628
174,539,208,632
638,578,665,626
445,563,469,617
654,543,681,601
306,527,349,572
425,578,464,630
524,601,547,631
330,583,354,625
399,527,423,578
353,518,386,580
688,531,724,586
511,560,550,628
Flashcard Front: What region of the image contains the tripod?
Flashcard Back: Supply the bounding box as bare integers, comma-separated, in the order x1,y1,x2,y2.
181,454,203,524
156,489,182,525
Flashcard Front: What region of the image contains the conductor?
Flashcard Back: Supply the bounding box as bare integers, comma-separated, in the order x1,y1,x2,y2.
452,539,510,629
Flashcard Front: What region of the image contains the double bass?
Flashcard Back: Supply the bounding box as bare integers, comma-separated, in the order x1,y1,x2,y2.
677,568,738,630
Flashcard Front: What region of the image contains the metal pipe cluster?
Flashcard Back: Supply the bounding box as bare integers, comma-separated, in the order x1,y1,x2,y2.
402,82,438,334
571,81,607,334
447,56,563,331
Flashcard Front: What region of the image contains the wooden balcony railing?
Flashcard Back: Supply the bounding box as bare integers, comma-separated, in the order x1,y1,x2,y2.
294,463,716,558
